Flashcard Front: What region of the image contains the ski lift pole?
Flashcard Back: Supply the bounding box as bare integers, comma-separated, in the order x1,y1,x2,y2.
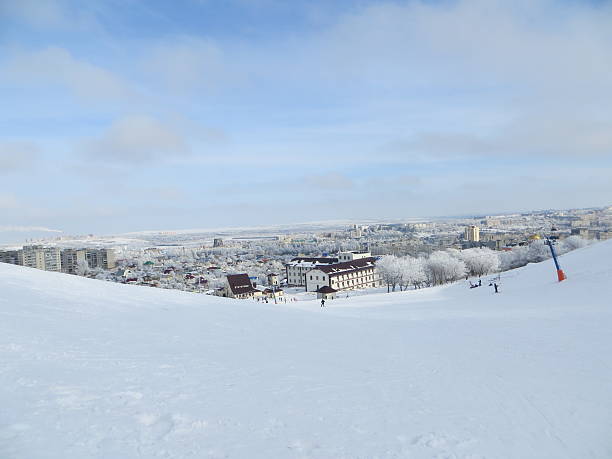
545,237,567,282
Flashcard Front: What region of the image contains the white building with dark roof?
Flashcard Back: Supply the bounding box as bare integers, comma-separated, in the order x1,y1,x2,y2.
285,257,338,287
305,257,380,293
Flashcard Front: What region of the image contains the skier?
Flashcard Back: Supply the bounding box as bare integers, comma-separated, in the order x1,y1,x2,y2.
321,299,325,308
494,283,499,293
478,279,482,287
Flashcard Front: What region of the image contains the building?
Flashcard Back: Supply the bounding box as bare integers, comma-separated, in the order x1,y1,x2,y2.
285,257,338,287
305,257,380,292
61,249,87,274
316,286,337,300
262,288,284,300
267,273,280,286
61,248,116,274
217,273,262,299
464,225,480,242
85,248,116,270
22,245,62,272
0,250,22,265
213,238,224,248
337,251,371,262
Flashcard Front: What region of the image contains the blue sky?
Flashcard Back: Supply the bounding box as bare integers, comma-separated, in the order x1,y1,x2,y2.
1,0,612,241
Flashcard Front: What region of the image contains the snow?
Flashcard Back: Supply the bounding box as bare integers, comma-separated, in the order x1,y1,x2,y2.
1,242,612,458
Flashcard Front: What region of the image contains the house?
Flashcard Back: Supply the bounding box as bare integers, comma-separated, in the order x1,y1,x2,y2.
216,273,262,299
267,273,280,286
305,257,380,292
262,288,284,300
316,286,337,300
117,268,134,279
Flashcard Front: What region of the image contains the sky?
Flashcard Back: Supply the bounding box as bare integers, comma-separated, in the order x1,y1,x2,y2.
1,0,612,242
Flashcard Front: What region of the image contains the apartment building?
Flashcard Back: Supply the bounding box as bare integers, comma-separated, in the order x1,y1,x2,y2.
62,248,116,273
0,250,22,265
305,257,380,293
464,225,480,242
86,248,116,270
285,256,338,286
61,249,87,274
21,245,62,272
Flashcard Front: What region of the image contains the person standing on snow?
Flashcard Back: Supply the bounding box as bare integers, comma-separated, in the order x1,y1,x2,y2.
494,283,499,293
320,299,325,307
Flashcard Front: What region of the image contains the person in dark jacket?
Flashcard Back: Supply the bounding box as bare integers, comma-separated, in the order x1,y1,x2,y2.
321,299,325,307
494,283,499,293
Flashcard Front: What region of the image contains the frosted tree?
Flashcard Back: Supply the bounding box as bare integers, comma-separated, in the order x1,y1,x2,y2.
457,248,500,277
425,251,467,286
397,256,426,290
527,240,550,263
76,259,90,277
377,255,402,292
559,236,588,253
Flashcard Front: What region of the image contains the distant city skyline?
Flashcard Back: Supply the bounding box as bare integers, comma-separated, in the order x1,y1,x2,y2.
2,0,612,243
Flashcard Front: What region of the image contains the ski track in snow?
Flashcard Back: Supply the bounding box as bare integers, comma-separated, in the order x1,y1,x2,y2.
1,242,612,458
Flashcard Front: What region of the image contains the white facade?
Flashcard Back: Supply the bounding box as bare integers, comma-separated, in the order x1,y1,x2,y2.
337,251,371,262
285,257,337,286
305,257,381,293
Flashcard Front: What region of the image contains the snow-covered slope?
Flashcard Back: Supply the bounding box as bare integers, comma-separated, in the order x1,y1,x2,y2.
1,243,611,459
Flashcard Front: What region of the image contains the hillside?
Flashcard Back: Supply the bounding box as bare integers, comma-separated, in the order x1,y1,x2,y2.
1,242,611,458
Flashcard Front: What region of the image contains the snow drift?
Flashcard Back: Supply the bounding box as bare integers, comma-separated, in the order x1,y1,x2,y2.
1,241,611,458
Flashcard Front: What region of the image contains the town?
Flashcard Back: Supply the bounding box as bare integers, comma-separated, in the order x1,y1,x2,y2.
1,205,610,302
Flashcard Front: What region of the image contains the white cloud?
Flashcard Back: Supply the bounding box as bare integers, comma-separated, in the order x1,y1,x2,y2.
0,225,62,233
142,37,236,93
2,47,133,104
81,115,189,163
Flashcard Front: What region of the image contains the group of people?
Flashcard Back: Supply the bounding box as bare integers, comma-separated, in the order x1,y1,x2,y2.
469,278,500,293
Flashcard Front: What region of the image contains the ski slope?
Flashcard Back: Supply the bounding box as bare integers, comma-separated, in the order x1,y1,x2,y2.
1,242,611,458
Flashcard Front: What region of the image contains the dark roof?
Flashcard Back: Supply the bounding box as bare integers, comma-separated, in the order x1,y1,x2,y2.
227,273,258,295
289,257,338,264
316,257,377,276
317,286,337,293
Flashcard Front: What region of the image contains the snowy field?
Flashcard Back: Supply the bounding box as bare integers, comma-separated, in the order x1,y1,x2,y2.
1,242,611,458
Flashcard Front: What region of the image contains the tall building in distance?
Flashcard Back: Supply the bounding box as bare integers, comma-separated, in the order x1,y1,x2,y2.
60,249,87,274
1,246,115,273
21,245,62,272
0,250,22,265
464,225,480,242
85,248,116,270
